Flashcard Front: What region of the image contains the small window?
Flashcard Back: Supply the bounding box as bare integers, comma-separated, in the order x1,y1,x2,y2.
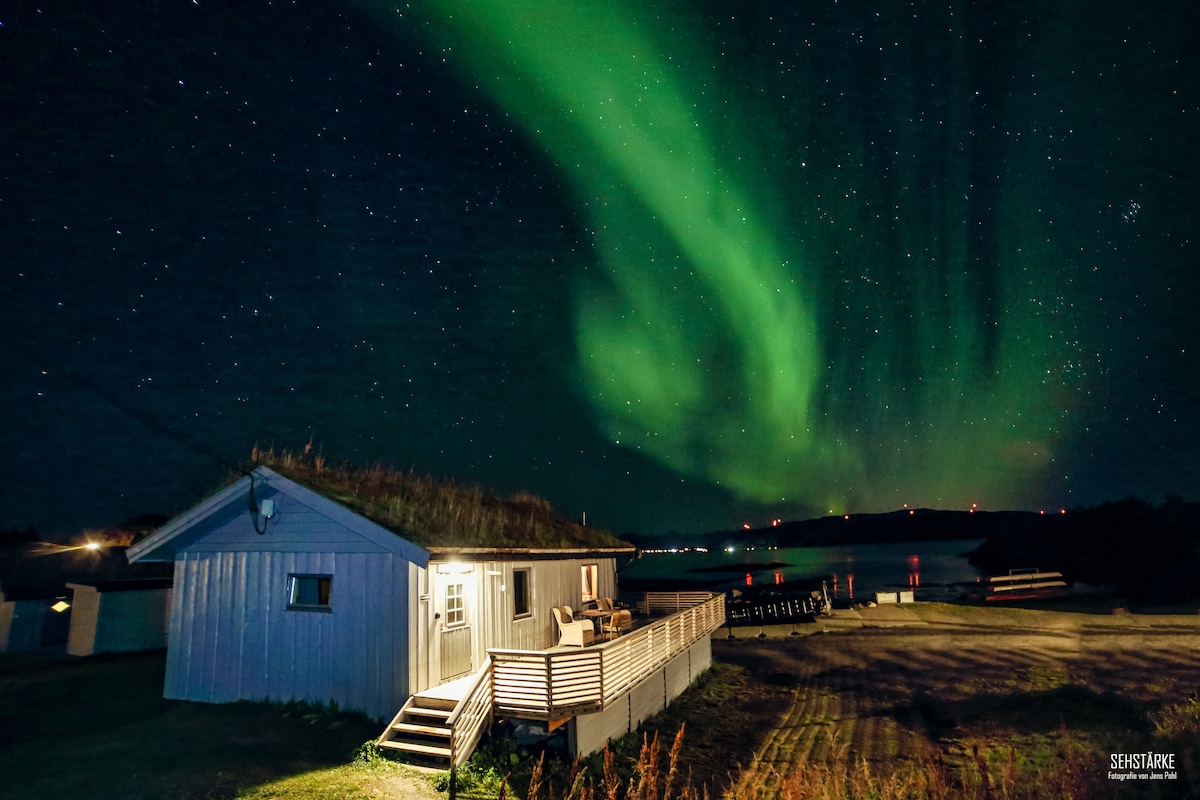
513,569,531,619
581,564,598,603
288,574,332,611
445,582,465,626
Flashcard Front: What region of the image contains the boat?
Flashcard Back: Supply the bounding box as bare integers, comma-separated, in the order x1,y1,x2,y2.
984,568,1069,601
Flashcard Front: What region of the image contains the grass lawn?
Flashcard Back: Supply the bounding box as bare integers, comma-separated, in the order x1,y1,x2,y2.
5,602,1200,799
0,650,440,800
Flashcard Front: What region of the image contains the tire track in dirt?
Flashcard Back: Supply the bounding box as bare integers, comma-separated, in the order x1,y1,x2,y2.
716,608,1200,795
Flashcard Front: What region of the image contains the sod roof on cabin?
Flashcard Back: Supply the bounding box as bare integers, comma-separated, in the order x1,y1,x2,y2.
249,450,633,552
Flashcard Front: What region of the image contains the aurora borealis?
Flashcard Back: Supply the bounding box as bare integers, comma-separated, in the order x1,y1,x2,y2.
1,1,1197,535
385,0,1117,513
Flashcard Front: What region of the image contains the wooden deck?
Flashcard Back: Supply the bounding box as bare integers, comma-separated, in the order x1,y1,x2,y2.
415,673,477,702
489,593,725,720
379,592,725,767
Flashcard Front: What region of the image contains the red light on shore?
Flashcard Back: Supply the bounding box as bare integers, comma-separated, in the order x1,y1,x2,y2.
742,523,751,530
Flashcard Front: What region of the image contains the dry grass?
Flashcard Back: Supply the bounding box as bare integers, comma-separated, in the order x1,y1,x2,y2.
494,604,1200,800
247,446,631,550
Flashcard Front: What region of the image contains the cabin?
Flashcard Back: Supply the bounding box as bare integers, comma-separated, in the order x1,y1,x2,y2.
65,577,173,656
128,459,724,765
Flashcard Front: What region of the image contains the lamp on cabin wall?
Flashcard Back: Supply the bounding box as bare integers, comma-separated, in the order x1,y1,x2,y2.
247,473,276,535
486,563,504,592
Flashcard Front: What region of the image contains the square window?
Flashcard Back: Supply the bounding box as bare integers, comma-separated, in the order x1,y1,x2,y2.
288,575,332,610
513,569,531,619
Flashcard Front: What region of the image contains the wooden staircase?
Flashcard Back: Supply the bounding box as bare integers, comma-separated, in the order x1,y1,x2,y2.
377,660,494,768
378,694,457,763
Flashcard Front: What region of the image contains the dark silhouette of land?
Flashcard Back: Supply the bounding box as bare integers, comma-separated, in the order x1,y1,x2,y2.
625,497,1200,605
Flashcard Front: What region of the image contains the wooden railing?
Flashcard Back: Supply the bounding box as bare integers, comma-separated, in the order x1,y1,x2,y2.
445,656,494,768
491,648,603,717
630,591,720,615
489,593,724,720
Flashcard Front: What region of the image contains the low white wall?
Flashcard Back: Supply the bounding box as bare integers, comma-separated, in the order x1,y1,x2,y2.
571,635,713,756
66,585,101,656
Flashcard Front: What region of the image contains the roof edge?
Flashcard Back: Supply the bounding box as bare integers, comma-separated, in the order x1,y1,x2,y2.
428,546,638,560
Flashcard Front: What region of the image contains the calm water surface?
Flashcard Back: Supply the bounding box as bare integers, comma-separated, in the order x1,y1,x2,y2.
620,539,985,602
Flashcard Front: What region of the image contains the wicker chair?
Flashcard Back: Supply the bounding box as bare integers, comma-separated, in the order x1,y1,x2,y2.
552,606,595,647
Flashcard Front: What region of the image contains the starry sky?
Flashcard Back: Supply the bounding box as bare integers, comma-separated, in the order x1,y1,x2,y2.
1,0,1197,538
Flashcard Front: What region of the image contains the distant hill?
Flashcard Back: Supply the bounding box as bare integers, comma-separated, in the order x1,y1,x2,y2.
968,497,1200,604
625,508,1057,551
626,498,1200,605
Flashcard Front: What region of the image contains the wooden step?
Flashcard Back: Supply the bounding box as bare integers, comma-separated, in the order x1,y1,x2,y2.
411,694,459,712
379,740,452,758
392,722,452,738
406,706,453,720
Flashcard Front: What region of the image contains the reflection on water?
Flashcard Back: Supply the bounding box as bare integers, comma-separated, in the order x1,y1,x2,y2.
620,539,985,602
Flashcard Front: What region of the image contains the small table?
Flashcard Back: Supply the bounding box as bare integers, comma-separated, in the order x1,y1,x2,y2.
578,608,614,636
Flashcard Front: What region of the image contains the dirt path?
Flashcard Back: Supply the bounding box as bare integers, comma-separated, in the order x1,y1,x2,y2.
714,602,1200,797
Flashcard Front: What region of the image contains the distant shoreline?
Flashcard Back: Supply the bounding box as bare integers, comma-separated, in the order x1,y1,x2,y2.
687,561,793,573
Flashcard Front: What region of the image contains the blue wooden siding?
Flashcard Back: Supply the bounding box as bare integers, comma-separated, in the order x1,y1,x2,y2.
162,494,416,719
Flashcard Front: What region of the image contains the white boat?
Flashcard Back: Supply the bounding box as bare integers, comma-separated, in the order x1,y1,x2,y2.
984,568,1069,601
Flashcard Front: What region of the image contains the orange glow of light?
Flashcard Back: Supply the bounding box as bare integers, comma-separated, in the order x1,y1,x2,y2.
909,509,915,515
848,574,854,599
844,514,850,520
745,572,753,586
742,523,751,530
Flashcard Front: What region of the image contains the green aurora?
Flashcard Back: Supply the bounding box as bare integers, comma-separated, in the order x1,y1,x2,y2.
374,1,1080,514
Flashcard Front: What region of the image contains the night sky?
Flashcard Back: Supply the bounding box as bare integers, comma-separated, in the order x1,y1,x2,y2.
2,1,1197,538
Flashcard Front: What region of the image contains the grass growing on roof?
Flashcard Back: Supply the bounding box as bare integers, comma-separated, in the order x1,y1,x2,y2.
249,447,631,551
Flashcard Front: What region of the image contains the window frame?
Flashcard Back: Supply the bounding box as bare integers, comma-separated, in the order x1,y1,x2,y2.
581,563,599,603
512,568,532,620
445,581,465,627
287,574,333,612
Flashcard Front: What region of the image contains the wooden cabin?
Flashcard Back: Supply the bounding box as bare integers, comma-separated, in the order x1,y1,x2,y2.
65,577,173,656
127,460,723,765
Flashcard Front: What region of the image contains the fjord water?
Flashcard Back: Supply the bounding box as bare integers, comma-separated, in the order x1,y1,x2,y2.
619,539,986,603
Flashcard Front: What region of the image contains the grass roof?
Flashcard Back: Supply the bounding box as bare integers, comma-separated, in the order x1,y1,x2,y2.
247,447,633,552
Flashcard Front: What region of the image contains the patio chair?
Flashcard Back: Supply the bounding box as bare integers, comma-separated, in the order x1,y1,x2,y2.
602,608,633,639
595,597,614,613
552,606,595,647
